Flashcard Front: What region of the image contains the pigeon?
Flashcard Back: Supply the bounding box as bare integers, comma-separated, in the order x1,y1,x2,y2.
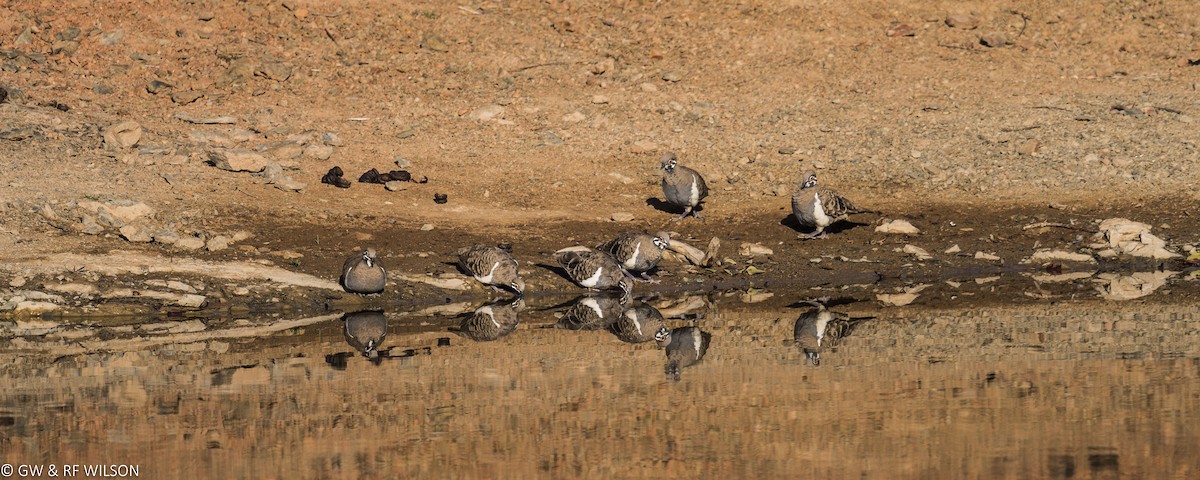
660,152,710,220
659,326,712,381
343,310,387,359
595,231,671,282
456,244,525,295
791,170,874,239
453,297,525,342
793,300,871,366
553,248,633,296
341,248,386,294
609,304,668,344
558,294,628,331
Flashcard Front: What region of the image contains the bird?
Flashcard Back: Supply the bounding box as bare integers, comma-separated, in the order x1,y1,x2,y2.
609,303,668,344
343,310,388,359
793,300,871,366
455,244,525,295
595,231,671,282
341,248,386,294
557,293,628,331
791,170,874,239
453,297,525,342
659,326,712,381
660,152,710,220
553,248,633,296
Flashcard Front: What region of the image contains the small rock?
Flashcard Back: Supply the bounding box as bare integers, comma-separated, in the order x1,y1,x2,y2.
99,30,124,46
886,23,916,37
174,112,237,124
103,121,143,149
321,132,344,147
738,243,774,257
877,292,919,307
208,149,268,172
778,146,797,155
420,224,435,231
944,244,961,254
293,8,308,19
562,111,587,123
902,244,933,260
1017,139,1041,156
876,219,920,235
385,181,409,192
232,287,251,296
662,71,683,82
610,212,635,222
207,235,232,251
539,131,564,146
421,34,449,52
467,105,504,121
119,224,153,243
608,172,634,185
630,140,658,153
975,251,1002,261
591,95,609,104
639,82,658,92
394,156,412,168
303,143,335,160
171,90,204,105
9,277,26,288
198,11,215,21
152,229,181,246
590,58,615,75
980,32,1012,47
256,62,293,81
945,15,979,29
231,231,253,242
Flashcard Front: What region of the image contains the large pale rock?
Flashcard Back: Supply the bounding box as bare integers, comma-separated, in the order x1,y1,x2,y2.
103,121,142,149
1096,218,1179,259
208,149,268,172
876,219,920,235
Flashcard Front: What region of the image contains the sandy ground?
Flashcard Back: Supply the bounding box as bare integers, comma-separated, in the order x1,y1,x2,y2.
1,0,1199,317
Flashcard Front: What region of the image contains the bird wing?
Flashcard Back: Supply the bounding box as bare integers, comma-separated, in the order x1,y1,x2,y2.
818,186,866,217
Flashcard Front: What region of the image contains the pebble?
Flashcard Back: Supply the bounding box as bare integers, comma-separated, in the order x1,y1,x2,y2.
738,243,773,257
886,23,916,37
980,32,1012,48
591,95,609,104
146,80,172,94
975,251,1002,261
103,121,143,149
421,34,450,52
1017,139,1041,156
176,236,206,251
662,71,683,82
539,131,564,145
420,224,435,231
902,244,933,260
639,82,658,92
92,85,113,95
232,287,251,296
562,111,587,123
467,105,504,121
778,146,797,155
208,149,268,172
256,62,293,81
394,156,412,168
303,143,335,160
944,244,962,254
198,11,215,21
9,277,26,288
174,112,237,124
608,172,634,184
875,219,920,235
99,30,124,46
152,230,180,245
321,132,344,147
385,181,409,192
611,212,635,222
171,90,204,104
630,140,658,153
945,15,979,29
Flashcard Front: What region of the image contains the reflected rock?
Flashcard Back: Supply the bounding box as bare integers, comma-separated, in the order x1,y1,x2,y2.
1094,271,1177,301
343,310,388,359
453,297,525,342
793,301,871,366
609,303,668,344
660,326,711,382
558,294,628,331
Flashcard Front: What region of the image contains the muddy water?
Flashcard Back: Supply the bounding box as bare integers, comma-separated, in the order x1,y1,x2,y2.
2,288,1199,479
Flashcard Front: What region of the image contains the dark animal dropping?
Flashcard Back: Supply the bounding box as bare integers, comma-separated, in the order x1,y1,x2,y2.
434,193,448,204
321,166,351,188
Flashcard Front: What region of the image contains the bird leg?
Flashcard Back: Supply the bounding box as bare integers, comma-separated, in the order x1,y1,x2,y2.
635,271,661,284
798,230,828,240
672,206,701,221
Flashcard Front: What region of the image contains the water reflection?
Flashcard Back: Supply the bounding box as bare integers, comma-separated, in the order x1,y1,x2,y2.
452,297,525,342
792,301,871,366
609,303,668,344
556,294,628,331
660,326,712,381
343,310,388,359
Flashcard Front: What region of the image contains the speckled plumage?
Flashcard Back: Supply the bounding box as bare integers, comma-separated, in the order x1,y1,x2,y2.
660,152,709,220
454,298,525,342
341,248,386,294
456,244,525,294
558,294,627,331
793,301,869,366
554,249,633,295
343,310,387,359
595,231,671,281
791,171,872,238
660,326,712,381
610,304,668,344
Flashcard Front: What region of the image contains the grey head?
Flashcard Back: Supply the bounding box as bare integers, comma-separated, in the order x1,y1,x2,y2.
660,152,679,173
510,277,526,296
800,171,818,190
652,231,671,250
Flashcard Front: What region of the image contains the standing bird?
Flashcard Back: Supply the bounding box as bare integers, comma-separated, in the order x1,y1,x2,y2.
658,326,712,382
595,231,671,282
610,303,668,344
660,152,709,220
453,297,525,342
558,294,629,331
791,170,874,239
341,248,386,294
553,248,633,296
793,300,871,366
343,310,388,359
455,244,525,295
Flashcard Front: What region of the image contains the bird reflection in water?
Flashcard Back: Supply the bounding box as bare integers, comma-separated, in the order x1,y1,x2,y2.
452,297,526,342
343,310,389,364
609,303,668,344
659,326,711,382
792,300,872,366
557,293,628,331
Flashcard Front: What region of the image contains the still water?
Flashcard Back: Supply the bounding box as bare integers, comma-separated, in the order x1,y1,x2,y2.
2,287,1198,479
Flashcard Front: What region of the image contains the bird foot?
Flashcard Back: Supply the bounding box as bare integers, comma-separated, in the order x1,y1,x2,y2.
635,273,661,284
798,231,827,240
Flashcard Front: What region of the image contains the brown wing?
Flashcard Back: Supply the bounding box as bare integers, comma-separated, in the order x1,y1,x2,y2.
818,186,868,217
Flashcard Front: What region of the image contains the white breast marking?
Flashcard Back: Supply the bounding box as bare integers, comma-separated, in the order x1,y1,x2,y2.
624,243,641,269
579,267,603,288
624,310,644,335
475,261,500,284
810,193,831,227
688,176,699,205
581,298,603,318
